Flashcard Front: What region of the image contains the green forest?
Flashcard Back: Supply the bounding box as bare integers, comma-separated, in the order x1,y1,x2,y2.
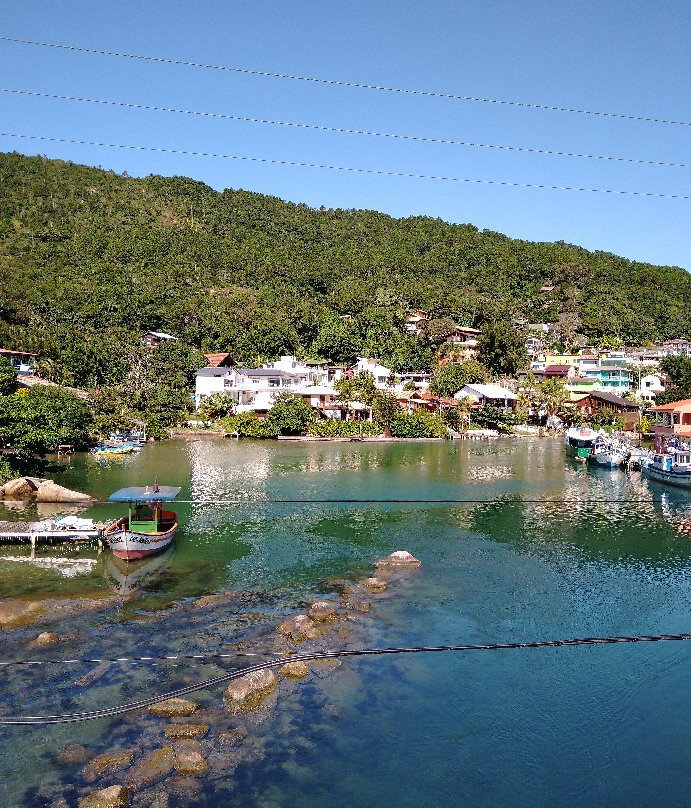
1,150,690,394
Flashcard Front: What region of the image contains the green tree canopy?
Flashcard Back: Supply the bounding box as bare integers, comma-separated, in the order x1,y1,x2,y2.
0,358,17,397
478,321,529,377
429,360,489,398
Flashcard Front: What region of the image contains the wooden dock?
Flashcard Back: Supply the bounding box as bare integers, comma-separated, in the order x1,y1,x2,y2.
0,521,103,556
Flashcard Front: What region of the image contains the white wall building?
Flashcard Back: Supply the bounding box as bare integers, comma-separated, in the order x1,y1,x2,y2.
455,384,518,411
637,373,666,402
354,358,394,389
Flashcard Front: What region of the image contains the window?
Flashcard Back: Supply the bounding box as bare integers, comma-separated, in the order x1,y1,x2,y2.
269,379,280,388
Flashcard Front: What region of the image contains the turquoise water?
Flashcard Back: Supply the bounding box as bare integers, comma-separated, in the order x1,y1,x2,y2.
0,437,689,807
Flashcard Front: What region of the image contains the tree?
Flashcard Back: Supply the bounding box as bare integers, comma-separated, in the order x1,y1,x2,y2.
311,314,361,365
656,356,691,403
0,358,18,396
429,360,489,398
198,392,235,421
535,377,569,416
267,394,316,436
478,321,529,376
424,318,458,343
470,405,519,433
0,386,94,457
371,391,400,437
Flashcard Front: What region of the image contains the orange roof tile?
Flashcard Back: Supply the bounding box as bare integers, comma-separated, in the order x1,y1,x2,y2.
650,398,691,411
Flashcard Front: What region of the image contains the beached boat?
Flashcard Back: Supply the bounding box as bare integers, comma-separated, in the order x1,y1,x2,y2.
104,485,180,560
643,447,691,489
565,426,600,461
588,436,629,468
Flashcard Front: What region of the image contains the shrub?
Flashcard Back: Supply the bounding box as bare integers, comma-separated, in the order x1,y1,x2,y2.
390,411,447,438
221,412,280,438
308,419,381,437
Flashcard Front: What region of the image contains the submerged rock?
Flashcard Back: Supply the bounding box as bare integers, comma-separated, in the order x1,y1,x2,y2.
83,749,135,781
0,598,41,627
164,723,209,740
280,660,309,679
277,614,322,643
148,698,198,718
125,746,175,789
218,728,247,745
307,600,340,623
78,785,129,808
173,740,208,775
29,630,60,647
55,743,90,766
374,550,422,568
224,669,278,713
362,577,388,591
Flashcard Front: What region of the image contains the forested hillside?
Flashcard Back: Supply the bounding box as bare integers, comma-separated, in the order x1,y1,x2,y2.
1,151,689,388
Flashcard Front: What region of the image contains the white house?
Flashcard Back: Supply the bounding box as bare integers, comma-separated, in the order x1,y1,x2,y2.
354,358,394,389
455,383,518,411
404,310,428,335
637,373,666,402
0,348,36,375
142,331,178,348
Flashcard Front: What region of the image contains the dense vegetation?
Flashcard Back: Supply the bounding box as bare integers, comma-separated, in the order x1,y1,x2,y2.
1,151,689,395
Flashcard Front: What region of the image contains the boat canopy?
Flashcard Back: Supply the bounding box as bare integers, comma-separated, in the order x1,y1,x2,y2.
109,486,181,502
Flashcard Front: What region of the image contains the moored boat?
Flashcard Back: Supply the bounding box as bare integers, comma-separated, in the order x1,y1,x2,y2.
643,447,691,489
588,436,629,468
565,426,600,461
104,485,181,560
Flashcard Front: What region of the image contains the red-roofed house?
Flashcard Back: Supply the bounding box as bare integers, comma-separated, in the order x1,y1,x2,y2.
647,398,691,438
204,352,234,368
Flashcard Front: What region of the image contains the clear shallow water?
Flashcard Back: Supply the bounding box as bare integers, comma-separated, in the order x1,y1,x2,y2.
0,437,689,807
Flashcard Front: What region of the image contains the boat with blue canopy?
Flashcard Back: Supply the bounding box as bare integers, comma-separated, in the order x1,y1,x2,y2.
104,484,181,560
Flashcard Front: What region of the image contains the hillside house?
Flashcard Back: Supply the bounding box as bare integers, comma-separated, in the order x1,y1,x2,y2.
204,352,234,368
444,326,481,361
353,358,394,388
456,384,517,411
637,373,666,402
404,310,428,335
142,331,178,348
0,348,36,375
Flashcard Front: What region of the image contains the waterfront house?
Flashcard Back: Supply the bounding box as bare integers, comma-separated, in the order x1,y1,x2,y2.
573,391,640,429
142,331,178,348
646,398,691,439
0,348,36,375
456,384,517,411
353,358,394,389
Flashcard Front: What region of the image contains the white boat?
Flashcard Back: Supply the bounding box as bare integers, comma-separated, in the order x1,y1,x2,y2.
104,485,180,560
565,426,600,461
643,448,691,489
588,436,629,468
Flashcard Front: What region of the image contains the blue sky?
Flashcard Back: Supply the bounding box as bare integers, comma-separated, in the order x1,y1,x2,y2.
1,1,689,269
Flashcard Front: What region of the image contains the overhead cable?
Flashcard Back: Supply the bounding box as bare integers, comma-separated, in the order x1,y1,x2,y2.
2,634,689,724
0,35,689,127
2,132,689,200
2,88,686,170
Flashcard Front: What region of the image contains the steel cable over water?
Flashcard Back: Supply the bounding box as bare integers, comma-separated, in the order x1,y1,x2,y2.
1,634,689,725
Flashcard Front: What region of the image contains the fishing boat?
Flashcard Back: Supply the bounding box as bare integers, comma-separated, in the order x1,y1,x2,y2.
587,435,629,468
643,447,691,489
104,485,180,560
565,426,600,461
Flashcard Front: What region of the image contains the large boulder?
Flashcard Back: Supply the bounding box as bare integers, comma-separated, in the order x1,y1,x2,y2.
307,600,340,623
0,476,93,502
1,476,42,500
36,480,94,503
78,785,129,808
277,614,322,643
374,550,422,568
224,669,278,713
148,698,198,718
83,749,135,782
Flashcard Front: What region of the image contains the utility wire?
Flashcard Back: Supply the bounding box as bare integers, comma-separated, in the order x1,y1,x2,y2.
2,88,686,170
2,132,689,200
2,497,684,505
2,634,689,724
1,35,689,127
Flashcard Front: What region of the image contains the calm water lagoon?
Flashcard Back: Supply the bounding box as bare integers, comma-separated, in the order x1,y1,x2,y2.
0,437,689,807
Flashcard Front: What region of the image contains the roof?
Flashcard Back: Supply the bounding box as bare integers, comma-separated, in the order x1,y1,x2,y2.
196,367,227,377
0,348,37,356
539,285,555,292
459,384,518,400
109,486,181,502
204,352,233,367
143,331,177,340
579,391,639,408
238,368,295,377
543,365,572,374
650,398,691,411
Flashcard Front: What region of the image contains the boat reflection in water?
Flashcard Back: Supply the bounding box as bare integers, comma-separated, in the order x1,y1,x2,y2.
104,545,175,597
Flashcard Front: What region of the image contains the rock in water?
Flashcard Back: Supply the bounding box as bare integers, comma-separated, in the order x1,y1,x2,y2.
362,577,388,591
0,476,93,502
82,749,135,781
277,614,322,643
164,723,209,739
374,550,422,568
307,600,340,623
280,660,310,679
148,698,198,718
1,476,41,500
36,480,94,503
56,743,90,766
125,746,175,789
78,785,129,808
173,740,208,775
224,669,278,713
29,631,60,647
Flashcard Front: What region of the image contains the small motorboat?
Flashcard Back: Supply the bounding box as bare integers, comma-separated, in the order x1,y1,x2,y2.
587,436,629,468
643,447,691,489
104,484,181,561
565,426,600,462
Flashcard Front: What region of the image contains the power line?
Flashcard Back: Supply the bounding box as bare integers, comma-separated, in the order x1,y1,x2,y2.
3,87,687,170
2,634,689,724
2,132,689,200
1,35,689,128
